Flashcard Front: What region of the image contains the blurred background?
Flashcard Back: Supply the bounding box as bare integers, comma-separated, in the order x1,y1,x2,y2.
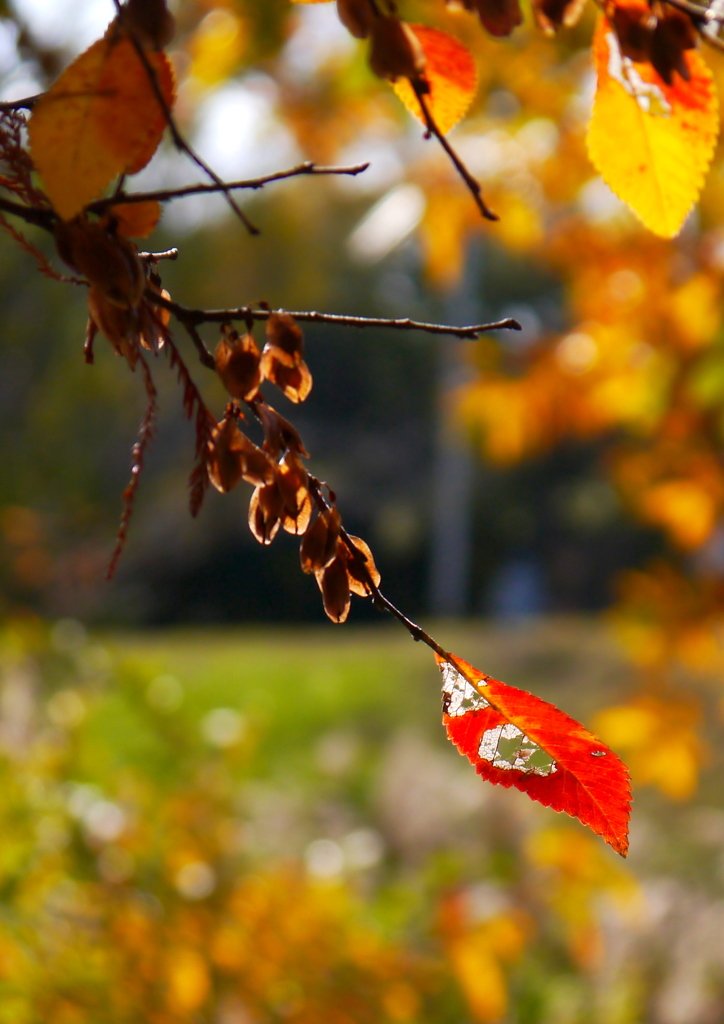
1,0,724,1021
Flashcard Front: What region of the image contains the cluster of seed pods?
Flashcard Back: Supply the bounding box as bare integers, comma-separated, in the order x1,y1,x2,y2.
208,314,380,623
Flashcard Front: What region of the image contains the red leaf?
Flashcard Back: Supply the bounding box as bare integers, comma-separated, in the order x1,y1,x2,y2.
437,653,631,856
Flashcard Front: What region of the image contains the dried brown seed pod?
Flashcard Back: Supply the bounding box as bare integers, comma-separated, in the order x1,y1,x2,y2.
207,418,245,494
248,482,283,545
87,286,138,366
278,453,312,535
316,554,352,624
337,0,373,38
300,507,342,574
260,345,313,404
368,16,426,82
650,11,696,84
265,313,304,360
215,330,262,401
453,0,523,36
239,437,275,487
259,405,310,459
608,2,654,63
344,535,381,596
55,220,145,309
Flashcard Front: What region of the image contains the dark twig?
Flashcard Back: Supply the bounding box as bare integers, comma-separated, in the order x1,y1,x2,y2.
660,0,715,20
0,195,55,230
413,83,498,222
90,162,371,211
0,95,41,112
138,248,179,262
110,0,259,235
153,292,521,339
306,476,450,658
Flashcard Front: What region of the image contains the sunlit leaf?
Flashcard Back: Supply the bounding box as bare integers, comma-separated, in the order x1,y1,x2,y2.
106,200,162,239
392,25,477,135
587,16,718,238
437,653,631,855
29,33,175,220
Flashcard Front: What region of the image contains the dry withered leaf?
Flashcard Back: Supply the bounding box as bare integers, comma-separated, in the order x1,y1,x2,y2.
248,482,283,545
369,15,427,82
215,330,262,401
344,535,381,596
316,554,352,624
337,0,373,38
300,507,342,574
207,417,245,494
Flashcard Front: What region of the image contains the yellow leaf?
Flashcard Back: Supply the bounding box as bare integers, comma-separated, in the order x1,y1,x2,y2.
165,948,210,1013
29,33,175,220
190,9,247,87
587,17,718,238
393,25,477,135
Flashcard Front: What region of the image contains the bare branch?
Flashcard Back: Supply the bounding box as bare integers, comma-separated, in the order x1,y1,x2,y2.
0,195,55,230
152,292,522,340
110,0,259,235
306,476,451,659
91,162,371,211
0,95,41,112
413,84,498,222
138,248,179,262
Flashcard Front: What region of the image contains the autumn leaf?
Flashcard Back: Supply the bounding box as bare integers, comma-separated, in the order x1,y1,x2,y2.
29,33,175,221
437,653,631,855
587,15,718,238
392,25,477,135
106,200,162,239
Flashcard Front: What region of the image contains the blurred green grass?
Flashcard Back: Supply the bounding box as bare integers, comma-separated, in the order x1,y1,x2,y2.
2,616,724,1023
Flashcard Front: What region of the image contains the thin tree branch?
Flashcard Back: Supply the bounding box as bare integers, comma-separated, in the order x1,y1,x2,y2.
91,162,371,211
0,94,41,112
138,248,179,262
413,83,498,222
0,195,55,230
306,476,450,658
110,0,259,235
152,292,521,339
660,0,714,20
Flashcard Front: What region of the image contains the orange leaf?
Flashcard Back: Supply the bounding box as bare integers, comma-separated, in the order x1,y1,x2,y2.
437,653,631,855
29,33,175,220
106,200,162,239
587,16,718,238
392,25,477,135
